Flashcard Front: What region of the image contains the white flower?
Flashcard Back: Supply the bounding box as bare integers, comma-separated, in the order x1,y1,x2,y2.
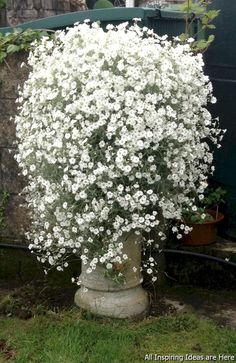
30,165,36,172
14,21,224,280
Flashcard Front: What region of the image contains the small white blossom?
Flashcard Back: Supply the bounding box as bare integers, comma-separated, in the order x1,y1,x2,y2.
14,21,224,280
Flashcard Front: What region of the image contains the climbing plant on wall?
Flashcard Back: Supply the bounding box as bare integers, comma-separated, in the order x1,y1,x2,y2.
0,28,53,63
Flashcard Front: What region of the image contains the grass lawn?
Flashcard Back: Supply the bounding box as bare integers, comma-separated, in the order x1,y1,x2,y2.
0,310,236,363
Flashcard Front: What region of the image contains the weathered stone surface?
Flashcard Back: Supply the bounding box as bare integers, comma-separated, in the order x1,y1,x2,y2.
63,1,71,11
6,0,13,8
52,0,57,7
6,0,86,26
56,0,66,10
0,9,7,27
43,9,58,17
0,52,29,241
0,114,17,147
0,148,26,194
79,233,144,292
0,99,18,117
0,53,29,99
20,9,39,19
42,0,53,10
75,286,149,319
75,233,149,318
26,0,35,9
33,0,42,10
0,79,20,99
1,194,30,238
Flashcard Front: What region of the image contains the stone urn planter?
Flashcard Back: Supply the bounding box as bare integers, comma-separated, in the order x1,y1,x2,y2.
75,233,149,318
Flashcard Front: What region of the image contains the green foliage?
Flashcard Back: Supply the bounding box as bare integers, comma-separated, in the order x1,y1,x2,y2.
140,314,199,333
180,0,220,52
104,262,128,284
201,186,226,209
93,0,114,9
0,28,50,64
183,186,226,224
0,310,236,362
0,0,6,10
183,208,214,224
0,294,13,313
0,294,22,315
0,191,9,230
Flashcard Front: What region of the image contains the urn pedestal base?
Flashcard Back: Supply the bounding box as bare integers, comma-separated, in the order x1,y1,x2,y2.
74,232,149,318
75,285,149,319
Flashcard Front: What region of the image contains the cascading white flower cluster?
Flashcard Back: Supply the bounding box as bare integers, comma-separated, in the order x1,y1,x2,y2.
15,20,223,281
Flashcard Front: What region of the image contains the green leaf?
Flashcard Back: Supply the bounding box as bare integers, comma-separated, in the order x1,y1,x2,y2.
207,9,221,20
13,28,23,34
179,33,189,42
193,39,208,50
0,51,6,62
19,43,27,50
0,0,6,10
206,24,216,29
39,31,49,37
6,44,20,54
207,34,215,44
179,0,220,53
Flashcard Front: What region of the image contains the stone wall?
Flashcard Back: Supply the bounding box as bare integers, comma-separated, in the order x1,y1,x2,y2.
138,0,184,8
0,8,7,27
4,0,186,28
6,0,87,27
0,52,29,242
166,0,184,3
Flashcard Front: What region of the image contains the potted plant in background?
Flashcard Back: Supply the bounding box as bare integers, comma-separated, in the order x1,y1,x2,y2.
181,186,226,246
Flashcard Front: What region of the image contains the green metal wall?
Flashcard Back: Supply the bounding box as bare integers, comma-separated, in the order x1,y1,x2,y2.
204,0,236,237
0,8,186,36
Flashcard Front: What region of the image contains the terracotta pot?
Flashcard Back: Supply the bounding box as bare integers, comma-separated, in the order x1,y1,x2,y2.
74,232,149,318
182,210,224,246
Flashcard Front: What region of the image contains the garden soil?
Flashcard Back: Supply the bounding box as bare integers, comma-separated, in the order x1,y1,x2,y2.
0,281,235,329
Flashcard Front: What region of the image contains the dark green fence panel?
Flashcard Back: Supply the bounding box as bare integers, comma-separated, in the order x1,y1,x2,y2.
0,8,187,37
204,0,236,238
0,8,156,33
